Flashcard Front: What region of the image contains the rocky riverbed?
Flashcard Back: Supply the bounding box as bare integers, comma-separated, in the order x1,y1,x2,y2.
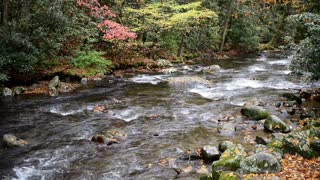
0,52,320,179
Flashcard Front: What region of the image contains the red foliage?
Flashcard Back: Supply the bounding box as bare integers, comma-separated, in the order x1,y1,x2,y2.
76,0,136,40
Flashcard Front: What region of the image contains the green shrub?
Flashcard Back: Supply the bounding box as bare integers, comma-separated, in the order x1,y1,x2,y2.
72,51,114,76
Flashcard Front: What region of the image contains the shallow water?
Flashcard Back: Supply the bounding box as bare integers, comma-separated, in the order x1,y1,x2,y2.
0,53,319,179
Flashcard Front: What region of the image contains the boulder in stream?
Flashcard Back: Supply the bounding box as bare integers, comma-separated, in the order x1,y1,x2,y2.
202,65,221,74
201,145,220,162
240,106,269,120
239,152,281,174
2,87,13,97
156,59,173,67
264,115,291,133
48,76,60,88
3,134,28,147
218,141,235,153
212,144,247,171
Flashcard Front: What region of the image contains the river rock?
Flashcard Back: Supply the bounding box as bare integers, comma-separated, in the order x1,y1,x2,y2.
212,144,247,171
282,130,319,158
92,129,127,146
48,76,60,88
12,87,25,96
201,145,220,162
161,67,177,74
48,87,58,96
167,76,212,87
254,144,283,162
264,115,291,133
240,152,281,174
218,141,235,153
240,106,269,120
81,78,88,85
3,134,28,147
2,87,13,97
212,171,241,180
179,151,201,161
255,136,271,145
58,82,71,93
91,134,118,145
156,59,173,67
283,93,302,105
217,123,236,136
202,65,221,74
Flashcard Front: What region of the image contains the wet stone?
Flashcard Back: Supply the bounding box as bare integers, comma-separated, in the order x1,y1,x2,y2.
255,136,271,145
48,76,60,88
3,134,28,147
2,87,13,97
218,141,235,153
264,115,291,133
201,145,220,162
241,106,269,120
240,152,281,174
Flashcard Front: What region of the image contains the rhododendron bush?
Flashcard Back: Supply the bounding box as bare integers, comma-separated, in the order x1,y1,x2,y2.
76,0,136,40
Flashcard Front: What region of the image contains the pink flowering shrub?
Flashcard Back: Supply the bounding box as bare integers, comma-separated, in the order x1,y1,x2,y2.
76,0,136,40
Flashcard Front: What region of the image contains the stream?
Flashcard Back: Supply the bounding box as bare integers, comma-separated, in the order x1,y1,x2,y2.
0,52,319,179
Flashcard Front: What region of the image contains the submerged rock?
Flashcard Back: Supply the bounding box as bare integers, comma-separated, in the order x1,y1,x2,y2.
92,129,127,146
91,134,118,145
240,152,281,174
3,134,28,147
201,145,220,162
283,93,302,105
264,115,291,133
48,76,60,88
218,141,235,153
217,123,236,136
2,87,13,97
240,106,269,120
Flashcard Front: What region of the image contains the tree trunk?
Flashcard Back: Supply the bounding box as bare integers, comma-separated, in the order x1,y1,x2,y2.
177,33,185,57
219,0,233,53
1,0,9,28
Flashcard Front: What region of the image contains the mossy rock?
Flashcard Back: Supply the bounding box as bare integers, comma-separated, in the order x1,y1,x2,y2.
240,152,281,174
240,106,269,120
212,144,247,171
212,170,241,180
282,130,319,158
264,115,291,133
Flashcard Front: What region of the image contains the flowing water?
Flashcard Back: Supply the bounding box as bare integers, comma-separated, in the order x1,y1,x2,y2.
0,52,319,179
